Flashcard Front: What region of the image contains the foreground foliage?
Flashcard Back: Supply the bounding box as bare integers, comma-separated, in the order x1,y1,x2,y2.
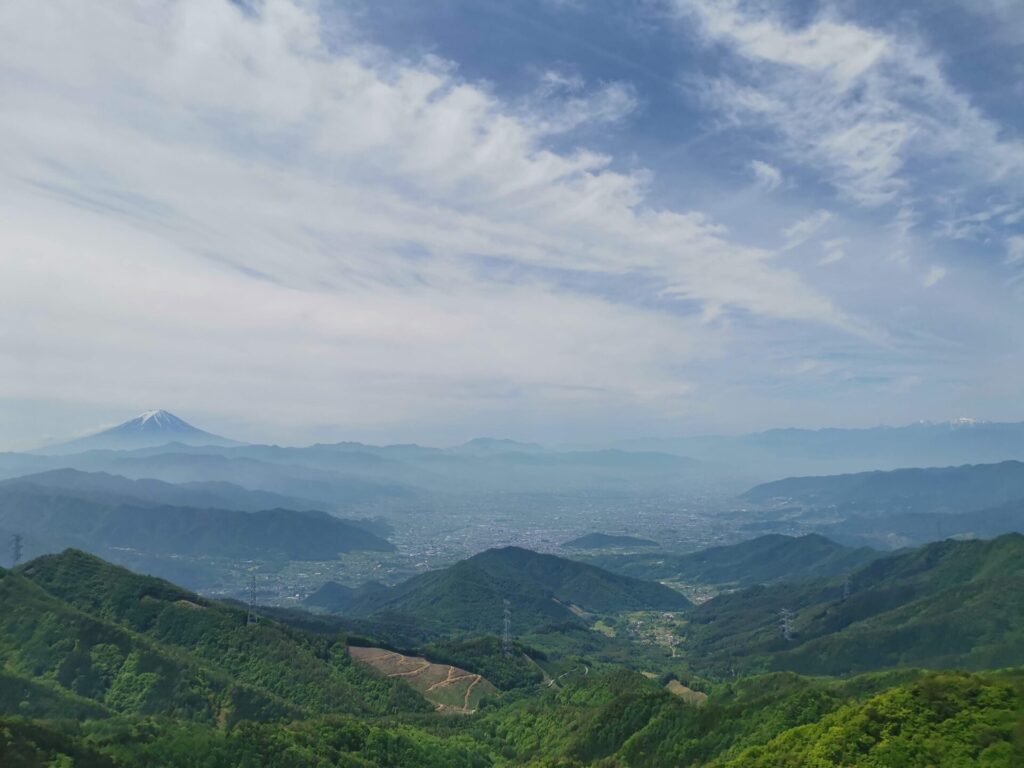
2,669,1022,767
3,545,1024,766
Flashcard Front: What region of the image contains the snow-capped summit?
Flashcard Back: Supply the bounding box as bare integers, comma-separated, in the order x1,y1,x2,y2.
36,410,241,454
949,417,983,427
912,417,987,429
127,409,191,430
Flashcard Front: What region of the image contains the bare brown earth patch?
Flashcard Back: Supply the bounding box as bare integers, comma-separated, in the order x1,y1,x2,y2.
665,679,708,706
348,646,497,714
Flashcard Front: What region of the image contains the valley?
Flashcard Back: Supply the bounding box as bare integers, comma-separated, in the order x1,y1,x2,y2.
4,412,1024,766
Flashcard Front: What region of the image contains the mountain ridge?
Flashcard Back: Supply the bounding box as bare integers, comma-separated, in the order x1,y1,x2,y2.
582,533,880,587
742,459,1024,514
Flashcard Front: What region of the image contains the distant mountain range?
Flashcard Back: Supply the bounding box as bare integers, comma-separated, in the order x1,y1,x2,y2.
734,460,1024,548
37,410,241,454
817,499,1024,549
3,467,324,512
582,533,881,588
619,419,1024,477
1,428,709,507
305,546,691,632
743,459,1024,514
0,469,393,573
23,412,1024,484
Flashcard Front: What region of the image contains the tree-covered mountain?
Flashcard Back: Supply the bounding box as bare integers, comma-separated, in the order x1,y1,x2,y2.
619,419,1024,478
0,480,394,561
5,665,1020,767
303,579,389,613
583,533,880,587
0,550,428,725
722,670,1024,767
743,460,1024,515
562,532,659,549
685,533,1024,676
324,546,691,632
3,547,1023,767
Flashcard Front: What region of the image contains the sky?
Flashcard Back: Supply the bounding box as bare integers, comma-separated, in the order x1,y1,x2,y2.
1,0,1023,449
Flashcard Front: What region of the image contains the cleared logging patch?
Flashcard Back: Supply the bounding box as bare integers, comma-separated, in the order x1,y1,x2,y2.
665,679,708,706
348,646,497,713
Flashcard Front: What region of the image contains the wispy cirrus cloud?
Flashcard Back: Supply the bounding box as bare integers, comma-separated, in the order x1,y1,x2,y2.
0,0,855,445
922,265,947,288
677,0,1024,207
749,159,782,191
782,210,833,250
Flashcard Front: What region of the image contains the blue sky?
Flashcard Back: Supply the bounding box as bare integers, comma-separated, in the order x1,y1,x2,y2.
1,0,1022,448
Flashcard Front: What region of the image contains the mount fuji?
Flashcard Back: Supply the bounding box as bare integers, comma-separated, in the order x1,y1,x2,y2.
37,410,241,454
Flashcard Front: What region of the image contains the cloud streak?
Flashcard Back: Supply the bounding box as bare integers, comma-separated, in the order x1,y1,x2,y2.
678,0,1024,207
0,0,851,443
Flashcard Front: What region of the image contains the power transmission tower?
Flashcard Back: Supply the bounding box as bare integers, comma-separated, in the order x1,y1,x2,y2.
246,575,259,627
779,608,793,641
842,574,852,602
11,534,23,567
502,599,513,657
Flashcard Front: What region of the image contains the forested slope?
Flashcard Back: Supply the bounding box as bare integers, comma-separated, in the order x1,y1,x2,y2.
686,534,1024,676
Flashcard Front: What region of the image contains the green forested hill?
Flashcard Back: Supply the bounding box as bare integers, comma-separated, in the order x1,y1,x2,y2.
0,669,111,720
3,543,1024,767
303,579,389,613
341,546,691,632
4,667,1020,767
721,671,1024,767
584,533,879,587
686,533,1024,676
0,551,428,725
475,667,1024,767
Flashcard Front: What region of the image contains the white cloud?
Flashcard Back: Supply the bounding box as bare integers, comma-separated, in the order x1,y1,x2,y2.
923,265,947,288
530,77,640,135
1007,236,1024,265
819,238,846,265
783,210,833,249
749,159,782,191
0,0,848,441
678,0,1024,207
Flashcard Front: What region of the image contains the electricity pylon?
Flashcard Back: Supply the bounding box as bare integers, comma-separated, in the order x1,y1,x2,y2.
247,575,259,627
502,599,513,657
